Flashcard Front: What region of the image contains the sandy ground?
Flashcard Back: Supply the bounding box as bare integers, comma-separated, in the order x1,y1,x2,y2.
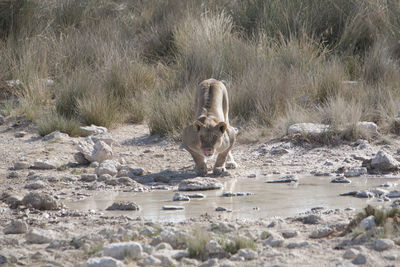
0,119,399,266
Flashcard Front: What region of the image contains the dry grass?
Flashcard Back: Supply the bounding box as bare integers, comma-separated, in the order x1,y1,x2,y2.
0,0,400,139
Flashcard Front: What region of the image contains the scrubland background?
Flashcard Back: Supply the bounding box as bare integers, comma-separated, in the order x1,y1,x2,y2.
1,0,400,140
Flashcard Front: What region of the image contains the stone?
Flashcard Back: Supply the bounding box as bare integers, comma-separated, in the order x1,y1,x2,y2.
301,214,321,224
74,152,90,165
215,207,231,212
22,192,58,210
42,131,69,141
15,131,27,138
222,192,253,197
81,174,97,182
91,134,114,146
3,220,28,234
206,240,224,254
80,124,108,137
344,168,367,177
331,177,351,183
162,206,184,210
287,123,329,137
372,239,394,251
33,159,58,169
7,171,19,179
357,121,378,137
25,229,55,244
360,215,376,230
78,139,113,163
263,234,284,247
281,230,297,239
352,253,367,265
178,177,223,191
387,190,400,198
106,201,139,211
343,248,358,259
160,230,178,248
237,249,257,260
286,241,309,249
155,242,172,251
96,160,120,177
86,256,125,267
13,161,30,170
117,177,132,185
181,258,199,266
198,258,218,267
171,250,189,260
309,226,333,238
103,241,142,260
355,191,374,198
143,255,162,266
370,150,399,172
117,165,144,178
172,193,190,201
266,175,298,183
24,180,46,190
185,193,205,198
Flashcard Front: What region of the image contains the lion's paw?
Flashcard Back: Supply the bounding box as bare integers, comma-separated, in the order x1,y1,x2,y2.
225,161,238,169
213,167,227,175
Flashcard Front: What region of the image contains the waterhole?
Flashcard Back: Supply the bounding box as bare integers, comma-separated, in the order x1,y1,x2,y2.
65,176,400,222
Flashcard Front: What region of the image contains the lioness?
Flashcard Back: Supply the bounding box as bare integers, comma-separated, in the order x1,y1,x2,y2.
182,78,237,176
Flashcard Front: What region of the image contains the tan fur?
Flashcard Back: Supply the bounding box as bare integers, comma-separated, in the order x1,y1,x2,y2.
182,78,237,176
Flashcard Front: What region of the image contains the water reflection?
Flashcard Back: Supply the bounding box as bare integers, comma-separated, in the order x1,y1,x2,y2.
65,176,399,222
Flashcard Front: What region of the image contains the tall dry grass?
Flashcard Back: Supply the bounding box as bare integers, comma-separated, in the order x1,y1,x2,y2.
0,0,400,139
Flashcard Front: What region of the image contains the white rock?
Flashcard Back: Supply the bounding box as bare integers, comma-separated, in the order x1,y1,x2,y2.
387,190,400,198
22,192,58,210
178,177,223,191
357,121,379,137
287,123,329,137
344,168,367,177
25,229,56,244
78,139,113,163
155,242,172,251
80,124,108,137
206,240,224,254
309,226,333,238
13,161,30,170
371,150,399,172
237,249,257,260
86,256,125,267
372,239,394,251
95,160,120,177
352,253,367,265
43,131,69,141
24,180,46,190
33,160,58,169
172,193,190,201
142,255,162,266
263,234,284,247
360,215,376,230
153,250,177,267
15,131,27,138
160,230,178,248
91,134,114,146
3,220,28,234
103,242,142,260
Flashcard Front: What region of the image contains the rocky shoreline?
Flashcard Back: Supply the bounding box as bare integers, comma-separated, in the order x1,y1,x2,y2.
1,119,400,266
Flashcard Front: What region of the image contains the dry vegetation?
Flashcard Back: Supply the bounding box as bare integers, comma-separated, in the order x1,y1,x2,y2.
1,0,400,139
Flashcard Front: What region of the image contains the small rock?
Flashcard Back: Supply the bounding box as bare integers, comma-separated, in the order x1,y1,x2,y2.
178,177,223,191
339,191,358,196
143,255,162,266
155,242,173,251
266,175,298,183
162,206,184,210
185,193,205,198
43,131,69,141
13,161,30,170
103,241,142,260
343,248,358,259
215,207,231,212
33,160,58,169
22,192,58,210
355,191,374,198
360,215,376,230
106,202,139,211
344,168,367,177
95,160,120,177
91,134,113,146
198,258,218,267
301,214,321,224
331,177,351,183
3,220,28,234
74,152,90,165
7,171,19,179
25,229,55,244
117,177,132,185
352,253,367,265
263,234,284,247
286,241,309,249
206,240,224,254
78,139,113,163
386,190,400,198
309,226,333,238
81,174,97,182
24,180,46,190
80,124,108,137
15,131,27,138
237,249,257,260
172,193,190,201
357,121,378,137
370,150,399,173
287,123,329,137
86,256,125,267
281,230,297,239
372,239,394,251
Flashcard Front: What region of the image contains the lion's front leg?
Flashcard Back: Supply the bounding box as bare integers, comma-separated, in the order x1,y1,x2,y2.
185,146,207,176
213,150,229,175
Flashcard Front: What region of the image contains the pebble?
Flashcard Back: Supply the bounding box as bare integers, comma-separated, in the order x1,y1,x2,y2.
266,175,298,183
162,206,184,210
33,160,58,169
3,220,28,234
286,241,309,249
172,193,190,201
215,207,232,212
222,192,253,197
372,239,394,251
7,171,19,179
24,180,46,190
155,242,173,251
80,174,97,182
309,226,333,238
25,229,56,244
103,241,142,260
178,177,223,191
301,214,321,224
331,177,351,183
281,230,298,239
352,253,367,265
344,168,367,177
185,193,205,198
86,257,125,267
237,249,258,260
342,248,358,259
386,190,400,198
143,255,162,266
106,201,139,211
80,124,108,137
13,161,30,170
355,191,374,198
360,215,376,230
21,192,59,210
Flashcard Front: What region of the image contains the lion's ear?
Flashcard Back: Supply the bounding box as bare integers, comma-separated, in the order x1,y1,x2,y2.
216,122,227,133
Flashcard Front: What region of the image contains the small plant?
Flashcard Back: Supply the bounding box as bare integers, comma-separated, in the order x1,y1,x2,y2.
71,169,83,175
219,235,256,255
37,113,81,137
186,227,211,260
260,231,271,240
86,243,103,256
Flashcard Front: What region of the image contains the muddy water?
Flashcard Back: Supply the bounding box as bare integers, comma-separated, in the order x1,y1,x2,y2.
65,176,400,222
